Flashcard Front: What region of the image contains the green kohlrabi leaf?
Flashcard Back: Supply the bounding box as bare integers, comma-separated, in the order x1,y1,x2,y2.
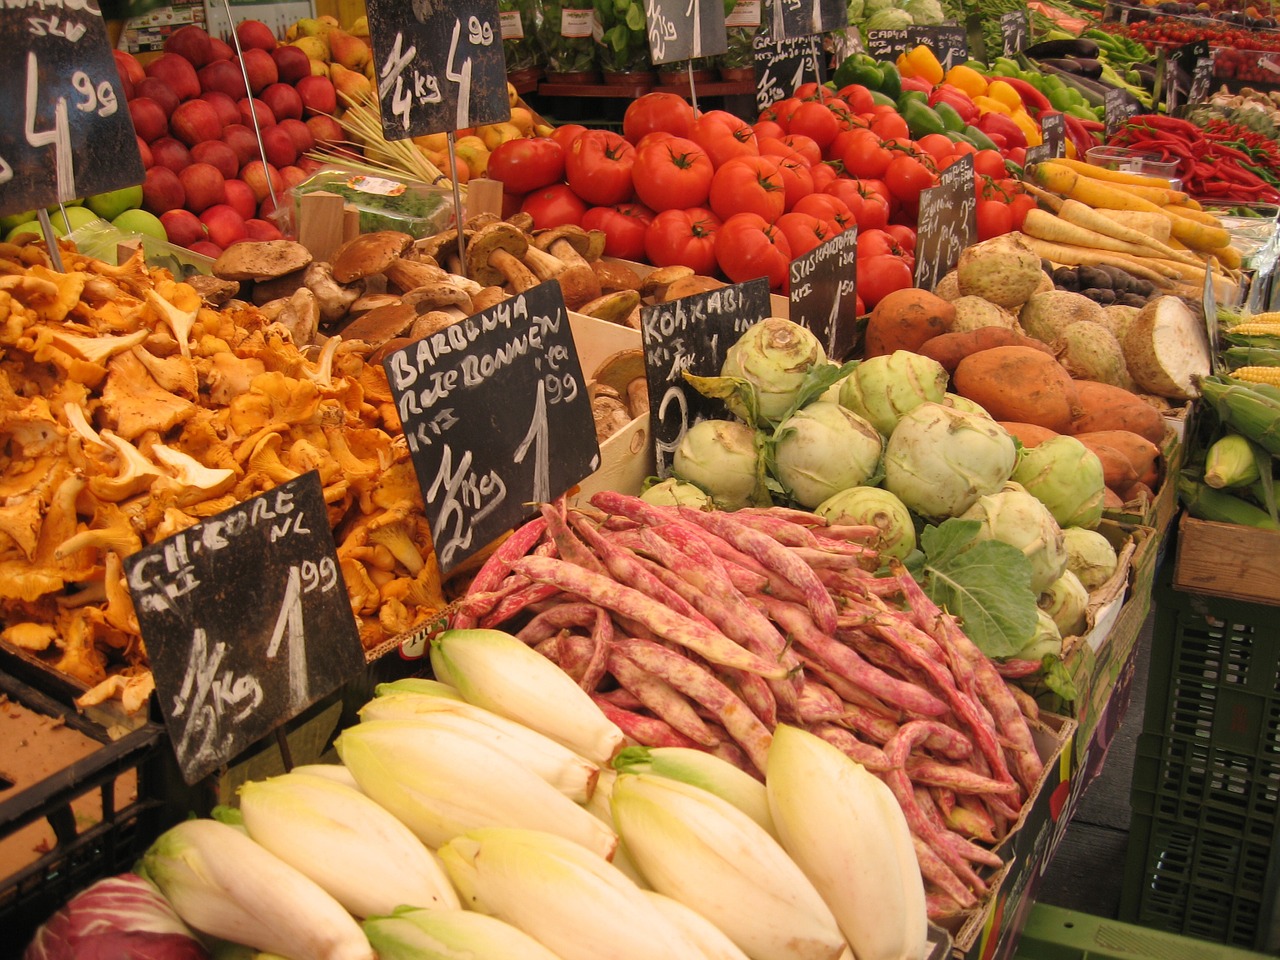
1041,654,1078,702
915,518,1039,659
683,372,763,428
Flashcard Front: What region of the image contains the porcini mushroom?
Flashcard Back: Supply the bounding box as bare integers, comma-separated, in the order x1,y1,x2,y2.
332,231,415,284
465,222,540,292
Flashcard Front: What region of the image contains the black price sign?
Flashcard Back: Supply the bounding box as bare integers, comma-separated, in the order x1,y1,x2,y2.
646,0,729,65
914,153,975,293
641,278,772,474
1104,86,1141,136
773,0,845,40
364,0,509,140
864,26,967,69
1166,40,1210,113
128,473,364,785
863,29,910,61
1000,9,1027,57
0,6,144,217
1025,112,1065,164
754,31,825,112
384,281,598,573
789,229,859,362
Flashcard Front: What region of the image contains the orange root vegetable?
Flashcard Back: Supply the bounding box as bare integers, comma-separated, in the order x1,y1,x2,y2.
1073,429,1160,480
1046,157,1180,191
1103,486,1124,510
917,328,1054,372
1068,380,1168,445
995,421,1060,448
864,288,956,358
951,345,1080,433
1074,437,1140,489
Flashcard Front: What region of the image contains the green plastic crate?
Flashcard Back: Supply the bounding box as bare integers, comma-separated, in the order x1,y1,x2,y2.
1014,903,1274,960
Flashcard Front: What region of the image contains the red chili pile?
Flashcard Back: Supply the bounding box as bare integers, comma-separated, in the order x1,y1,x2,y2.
1108,114,1280,204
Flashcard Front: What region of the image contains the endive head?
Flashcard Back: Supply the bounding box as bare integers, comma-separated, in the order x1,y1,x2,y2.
612,746,774,837
373,677,465,700
362,906,563,960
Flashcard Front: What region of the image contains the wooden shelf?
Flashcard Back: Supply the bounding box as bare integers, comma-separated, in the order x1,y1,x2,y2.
536,79,755,100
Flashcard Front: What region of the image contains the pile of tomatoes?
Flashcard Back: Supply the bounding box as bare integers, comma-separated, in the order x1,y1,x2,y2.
486,87,1034,307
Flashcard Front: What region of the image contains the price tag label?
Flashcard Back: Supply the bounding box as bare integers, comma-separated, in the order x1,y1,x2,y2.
641,278,772,475
0,6,145,216
1189,49,1215,104
910,25,969,69
914,153,975,293
772,0,845,40
646,0,729,64
789,228,859,362
383,282,598,573
1040,112,1066,159
364,0,510,140
753,30,824,112
863,28,910,62
1104,86,1141,136
999,9,1027,57
128,473,364,786
1166,39,1210,113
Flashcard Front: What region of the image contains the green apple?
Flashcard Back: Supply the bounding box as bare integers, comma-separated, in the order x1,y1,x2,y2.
51,206,101,236
5,221,44,243
86,185,144,221
0,210,36,233
112,208,167,242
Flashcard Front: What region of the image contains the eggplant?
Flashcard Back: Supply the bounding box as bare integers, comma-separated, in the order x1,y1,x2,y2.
1024,38,1100,60
1036,57,1104,80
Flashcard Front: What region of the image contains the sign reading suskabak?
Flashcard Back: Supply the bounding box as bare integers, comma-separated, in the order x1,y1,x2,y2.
789,228,859,362
128,472,364,785
383,281,599,574
772,0,845,40
363,0,510,140
864,25,968,69
0,4,145,216
914,152,976,293
646,0,729,65
641,278,772,475
754,29,825,112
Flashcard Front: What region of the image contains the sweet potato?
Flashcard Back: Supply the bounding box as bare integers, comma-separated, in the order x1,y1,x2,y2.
1074,429,1160,481
1074,436,1140,489
997,421,1060,448
952,346,1080,433
918,328,1055,372
1118,480,1156,507
1068,381,1167,445
863,288,955,358
1103,486,1125,510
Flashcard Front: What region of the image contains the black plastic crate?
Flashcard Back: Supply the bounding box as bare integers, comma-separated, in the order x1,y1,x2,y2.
1014,902,1274,959
0,670,165,957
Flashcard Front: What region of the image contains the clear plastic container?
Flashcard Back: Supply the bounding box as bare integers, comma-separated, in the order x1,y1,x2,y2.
287,167,456,240
1199,201,1280,274
1085,146,1181,187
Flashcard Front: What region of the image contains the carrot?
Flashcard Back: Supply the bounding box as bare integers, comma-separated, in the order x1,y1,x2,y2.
917,327,1054,372
1056,200,1201,266
1018,235,1174,287
1046,157,1179,191
1032,161,1184,207
1022,209,1189,267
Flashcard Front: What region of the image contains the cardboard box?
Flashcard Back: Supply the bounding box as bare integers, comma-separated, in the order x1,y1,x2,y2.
1103,425,1183,546
1172,512,1280,606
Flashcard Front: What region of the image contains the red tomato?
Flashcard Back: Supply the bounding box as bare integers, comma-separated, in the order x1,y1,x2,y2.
689,110,759,167
794,81,837,102
645,207,721,275
631,136,714,212
857,228,905,261
976,198,1014,240
774,155,815,211
841,129,892,180
885,223,917,257
565,130,635,206
836,83,875,114
551,123,588,153
792,193,855,233
714,212,793,289
829,179,889,232
787,102,840,151
827,128,863,163
1006,146,1027,168
757,137,807,165
581,202,655,260
708,155,786,222
774,211,833,260
622,92,696,143
869,111,910,141
753,119,787,141
486,137,565,195
520,184,588,229
809,162,840,191
1009,193,1037,231
915,133,956,165
883,153,937,216
857,253,914,309
634,131,677,151
780,134,822,167
972,149,1006,180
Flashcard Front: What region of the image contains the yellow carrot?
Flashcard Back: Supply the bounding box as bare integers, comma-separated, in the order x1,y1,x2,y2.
1055,199,1200,266
1046,156,1178,191
1033,161,1184,206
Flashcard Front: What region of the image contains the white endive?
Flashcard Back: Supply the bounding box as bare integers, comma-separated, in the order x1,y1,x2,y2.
335,719,617,858
643,891,752,960
358,693,599,802
611,773,846,960
290,763,362,791
438,827,710,960
238,772,459,918
139,818,374,960
766,725,929,960
362,906,566,960
612,745,776,838
579,768,649,889
374,677,465,699
429,629,626,764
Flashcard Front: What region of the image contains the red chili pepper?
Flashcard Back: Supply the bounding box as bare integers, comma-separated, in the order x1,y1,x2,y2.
996,77,1052,116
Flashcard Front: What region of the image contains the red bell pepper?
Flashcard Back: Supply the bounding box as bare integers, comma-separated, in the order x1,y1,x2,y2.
976,112,1027,150
898,75,933,95
928,84,978,124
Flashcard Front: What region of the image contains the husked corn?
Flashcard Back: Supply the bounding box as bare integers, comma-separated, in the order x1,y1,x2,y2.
1230,366,1280,386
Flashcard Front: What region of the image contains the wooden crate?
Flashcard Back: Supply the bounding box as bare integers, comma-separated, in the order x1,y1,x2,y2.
1172,513,1280,606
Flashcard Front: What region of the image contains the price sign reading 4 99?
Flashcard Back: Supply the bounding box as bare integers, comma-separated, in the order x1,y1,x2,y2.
364,0,510,140
0,6,145,217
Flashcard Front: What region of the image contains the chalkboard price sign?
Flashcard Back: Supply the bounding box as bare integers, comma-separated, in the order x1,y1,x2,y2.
773,0,845,40
1104,86,1142,136
1027,112,1065,164
754,31,825,113
789,228,859,362
647,0,729,65
1166,40,1210,113
641,278,773,474
0,6,145,217
999,9,1027,57
914,152,975,293
864,26,967,68
384,281,599,573
364,0,510,140
128,472,364,785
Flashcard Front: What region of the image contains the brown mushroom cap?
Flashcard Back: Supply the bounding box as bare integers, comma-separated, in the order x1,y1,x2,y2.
251,267,308,306
338,300,418,346
507,212,535,233
384,257,449,293
639,265,696,302
213,239,313,282
660,275,726,303
592,259,643,293
402,280,474,315
414,227,468,262
591,348,646,398
533,225,592,257
471,286,508,312
331,230,415,283
185,274,241,306
466,222,530,288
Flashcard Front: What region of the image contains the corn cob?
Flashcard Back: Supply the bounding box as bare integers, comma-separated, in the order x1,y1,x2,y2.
1203,434,1261,489
1229,366,1280,386
1197,376,1280,455
1223,330,1280,350
1224,347,1280,369
1177,474,1280,529
1236,311,1280,325
1224,323,1280,337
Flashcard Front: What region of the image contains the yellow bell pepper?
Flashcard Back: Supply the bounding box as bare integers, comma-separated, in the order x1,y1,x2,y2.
973,95,1012,116
896,52,916,79
904,45,944,86
985,80,1024,112
944,64,988,98
1009,109,1042,146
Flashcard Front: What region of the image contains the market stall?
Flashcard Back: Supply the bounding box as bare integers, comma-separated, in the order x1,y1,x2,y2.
4,0,1280,957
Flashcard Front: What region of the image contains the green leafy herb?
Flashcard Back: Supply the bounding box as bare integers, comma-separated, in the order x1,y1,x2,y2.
910,518,1039,659
1040,654,1077,702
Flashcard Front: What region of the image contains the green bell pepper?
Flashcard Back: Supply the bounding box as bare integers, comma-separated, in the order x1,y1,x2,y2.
832,54,883,92
876,62,902,102
933,101,968,134
868,90,898,108
963,124,999,151
902,99,945,139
